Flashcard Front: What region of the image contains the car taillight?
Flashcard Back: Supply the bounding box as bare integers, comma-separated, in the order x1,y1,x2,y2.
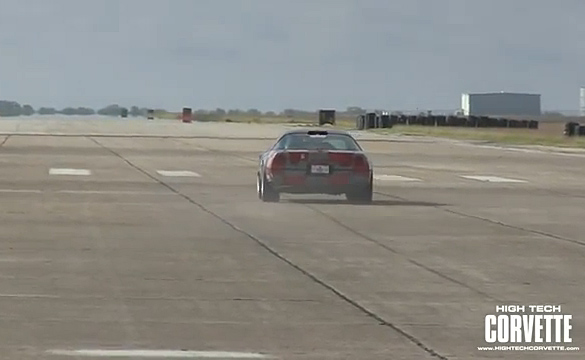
328,152,353,167
269,152,287,173
353,154,369,174
288,152,307,165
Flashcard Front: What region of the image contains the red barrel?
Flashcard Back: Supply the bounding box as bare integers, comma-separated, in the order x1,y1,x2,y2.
182,107,192,123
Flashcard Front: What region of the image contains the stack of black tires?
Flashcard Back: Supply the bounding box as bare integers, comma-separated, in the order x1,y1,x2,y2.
356,112,394,130
564,122,585,137
394,114,538,129
356,113,539,130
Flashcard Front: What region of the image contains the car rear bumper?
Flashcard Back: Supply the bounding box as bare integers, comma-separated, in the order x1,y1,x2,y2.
268,173,371,194
273,185,365,195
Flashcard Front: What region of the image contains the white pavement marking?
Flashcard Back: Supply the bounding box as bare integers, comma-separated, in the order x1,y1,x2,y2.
157,170,201,177
49,168,91,176
0,293,60,298
46,350,270,358
56,190,175,195
0,190,176,195
0,258,49,262
455,142,585,158
460,175,527,183
0,189,42,193
374,174,422,182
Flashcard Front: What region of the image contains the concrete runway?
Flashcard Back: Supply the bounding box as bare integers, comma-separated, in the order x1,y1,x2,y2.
0,118,584,359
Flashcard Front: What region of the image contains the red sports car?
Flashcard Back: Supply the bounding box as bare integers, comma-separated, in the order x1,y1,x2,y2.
257,129,373,203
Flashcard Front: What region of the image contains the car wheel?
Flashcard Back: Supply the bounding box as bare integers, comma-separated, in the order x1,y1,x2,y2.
258,173,280,202
256,173,262,199
345,177,373,204
362,181,373,203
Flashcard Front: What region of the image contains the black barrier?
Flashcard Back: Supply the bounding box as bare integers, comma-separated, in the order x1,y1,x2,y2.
485,117,495,127
356,115,365,130
424,115,436,126
375,115,381,128
380,114,391,128
477,116,489,128
365,112,376,129
318,109,336,126
182,107,192,123
508,119,520,128
390,115,399,126
565,122,579,136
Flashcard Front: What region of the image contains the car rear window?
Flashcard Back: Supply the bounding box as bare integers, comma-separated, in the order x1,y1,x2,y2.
275,133,362,151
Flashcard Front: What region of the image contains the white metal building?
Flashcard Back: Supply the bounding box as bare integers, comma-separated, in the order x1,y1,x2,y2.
579,87,585,116
461,92,541,116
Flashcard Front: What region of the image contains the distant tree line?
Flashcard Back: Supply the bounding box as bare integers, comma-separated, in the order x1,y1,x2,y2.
0,101,154,117
0,100,407,118
189,107,376,117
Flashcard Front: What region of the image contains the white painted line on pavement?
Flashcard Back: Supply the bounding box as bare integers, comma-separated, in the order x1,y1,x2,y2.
0,293,60,298
157,170,201,177
0,189,42,193
49,168,91,176
374,174,422,182
460,175,527,183
0,190,175,195
46,349,270,358
56,190,175,195
0,258,49,262
455,143,585,158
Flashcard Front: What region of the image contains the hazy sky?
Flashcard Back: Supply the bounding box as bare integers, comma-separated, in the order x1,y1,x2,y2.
0,0,583,112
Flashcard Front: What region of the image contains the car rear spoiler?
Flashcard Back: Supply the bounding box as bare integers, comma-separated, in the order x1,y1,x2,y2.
307,130,328,136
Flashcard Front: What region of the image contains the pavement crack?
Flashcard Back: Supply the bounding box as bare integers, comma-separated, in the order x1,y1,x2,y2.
172,138,259,164
304,204,502,303
88,137,449,360
375,191,585,248
536,187,585,200
0,134,11,147
442,208,585,248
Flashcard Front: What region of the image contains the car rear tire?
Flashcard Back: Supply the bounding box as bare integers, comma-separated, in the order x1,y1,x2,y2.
258,173,280,202
256,173,262,199
345,176,373,204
